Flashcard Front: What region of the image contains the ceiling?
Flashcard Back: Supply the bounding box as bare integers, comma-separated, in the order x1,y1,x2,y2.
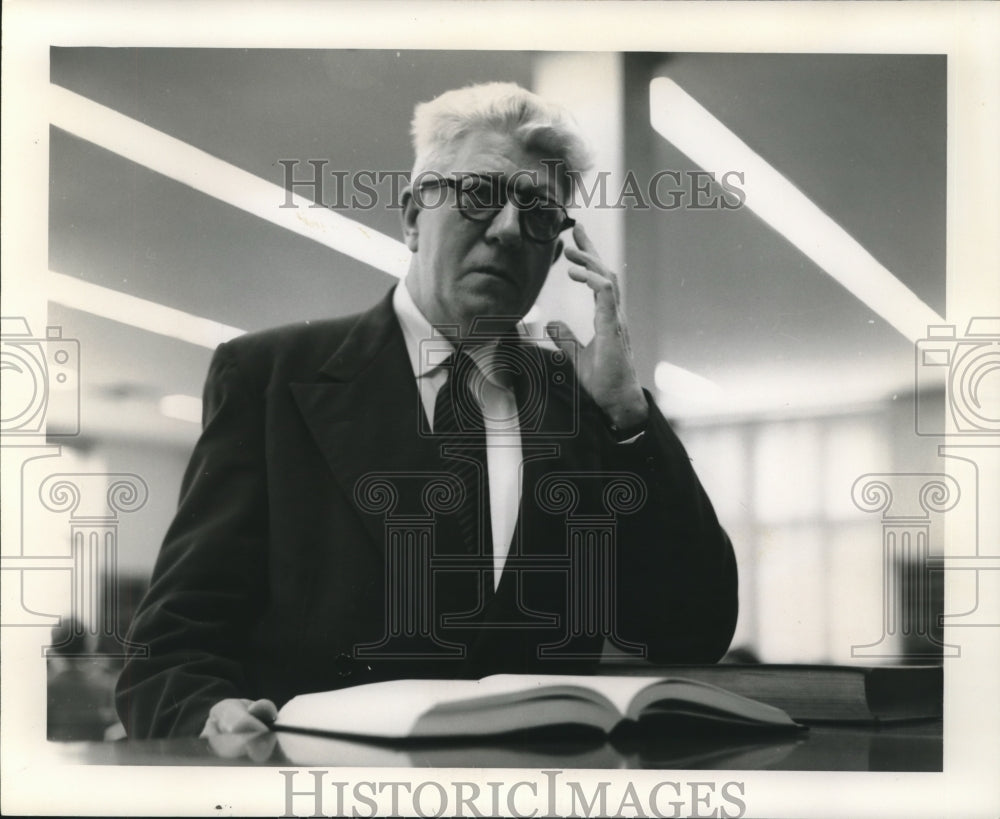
47,49,944,446
623,53,944,418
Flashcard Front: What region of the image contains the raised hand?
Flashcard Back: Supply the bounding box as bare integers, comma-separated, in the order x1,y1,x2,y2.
546,224,649,431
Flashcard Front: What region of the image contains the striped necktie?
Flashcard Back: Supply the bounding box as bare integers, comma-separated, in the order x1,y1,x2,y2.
433,350,493,565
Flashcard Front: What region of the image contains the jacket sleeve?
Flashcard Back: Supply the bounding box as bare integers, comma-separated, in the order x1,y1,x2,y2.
115,341,270,738
600,390,739,663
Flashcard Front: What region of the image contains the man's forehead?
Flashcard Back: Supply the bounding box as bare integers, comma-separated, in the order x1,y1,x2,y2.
445,131,568,195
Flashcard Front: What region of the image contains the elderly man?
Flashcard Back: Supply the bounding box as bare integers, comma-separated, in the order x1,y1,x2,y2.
116,82,738,739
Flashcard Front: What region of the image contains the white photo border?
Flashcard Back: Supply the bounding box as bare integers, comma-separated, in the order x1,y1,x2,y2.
2,1,998,817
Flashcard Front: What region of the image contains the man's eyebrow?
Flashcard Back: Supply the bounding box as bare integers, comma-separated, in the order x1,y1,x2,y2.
458,172,561,202
507,175,561,202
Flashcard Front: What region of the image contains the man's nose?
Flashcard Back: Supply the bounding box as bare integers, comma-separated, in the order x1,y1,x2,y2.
484,199,522,245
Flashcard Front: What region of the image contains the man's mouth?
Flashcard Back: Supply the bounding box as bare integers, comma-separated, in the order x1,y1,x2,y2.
469,265,516,285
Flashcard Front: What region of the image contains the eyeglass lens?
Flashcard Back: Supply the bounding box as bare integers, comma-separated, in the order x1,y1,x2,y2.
457,176,568,241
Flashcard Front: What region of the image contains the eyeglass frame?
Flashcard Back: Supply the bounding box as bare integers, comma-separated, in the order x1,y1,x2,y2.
413,173,575,244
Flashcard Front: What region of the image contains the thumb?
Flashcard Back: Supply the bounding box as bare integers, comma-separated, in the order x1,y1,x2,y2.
247,698,278,724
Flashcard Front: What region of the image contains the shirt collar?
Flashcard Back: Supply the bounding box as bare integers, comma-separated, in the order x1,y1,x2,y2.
393,279,448,379
392,279,527,388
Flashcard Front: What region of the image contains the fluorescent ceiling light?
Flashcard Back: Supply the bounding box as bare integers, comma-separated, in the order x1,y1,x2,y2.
48,270,244,349
48,84,410,278
649,77,943,344
159,394,203,425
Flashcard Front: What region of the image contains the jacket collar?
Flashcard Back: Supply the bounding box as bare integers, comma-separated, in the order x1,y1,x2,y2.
291,285,598,552
317,287,402,383
290,287,446,548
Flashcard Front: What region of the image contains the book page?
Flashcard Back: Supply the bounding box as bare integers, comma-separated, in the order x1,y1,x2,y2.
276,678,486,737
278,674,670,736
482,674,660,717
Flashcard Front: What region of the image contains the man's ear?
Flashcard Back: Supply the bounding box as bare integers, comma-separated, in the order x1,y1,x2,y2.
401,187,419,252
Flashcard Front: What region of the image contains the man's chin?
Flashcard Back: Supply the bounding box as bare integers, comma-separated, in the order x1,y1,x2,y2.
456,287,527,334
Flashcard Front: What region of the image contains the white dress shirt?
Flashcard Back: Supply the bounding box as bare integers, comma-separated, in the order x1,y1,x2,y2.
392,282,523,590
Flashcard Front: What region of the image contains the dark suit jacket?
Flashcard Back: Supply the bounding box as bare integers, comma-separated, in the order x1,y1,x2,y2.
116,288,738,738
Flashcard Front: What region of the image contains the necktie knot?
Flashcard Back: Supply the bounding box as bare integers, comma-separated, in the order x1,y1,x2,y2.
435,350,485,435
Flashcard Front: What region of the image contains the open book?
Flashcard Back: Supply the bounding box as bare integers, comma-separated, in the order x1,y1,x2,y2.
274,674,801,739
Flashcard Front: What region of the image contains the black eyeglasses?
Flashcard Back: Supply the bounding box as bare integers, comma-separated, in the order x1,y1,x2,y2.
415,174,575,244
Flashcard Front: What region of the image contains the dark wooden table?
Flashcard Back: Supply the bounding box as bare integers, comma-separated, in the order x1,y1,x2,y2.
53,719,941,771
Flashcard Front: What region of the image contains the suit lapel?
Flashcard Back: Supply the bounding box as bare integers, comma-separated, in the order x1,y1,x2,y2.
290,295,604,563
290,290,442,550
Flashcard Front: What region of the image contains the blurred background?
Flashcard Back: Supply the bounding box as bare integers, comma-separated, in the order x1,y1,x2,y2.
39,49,949,738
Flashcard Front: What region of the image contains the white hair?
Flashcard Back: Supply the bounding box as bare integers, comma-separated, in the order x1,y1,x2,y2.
409,82,593,184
